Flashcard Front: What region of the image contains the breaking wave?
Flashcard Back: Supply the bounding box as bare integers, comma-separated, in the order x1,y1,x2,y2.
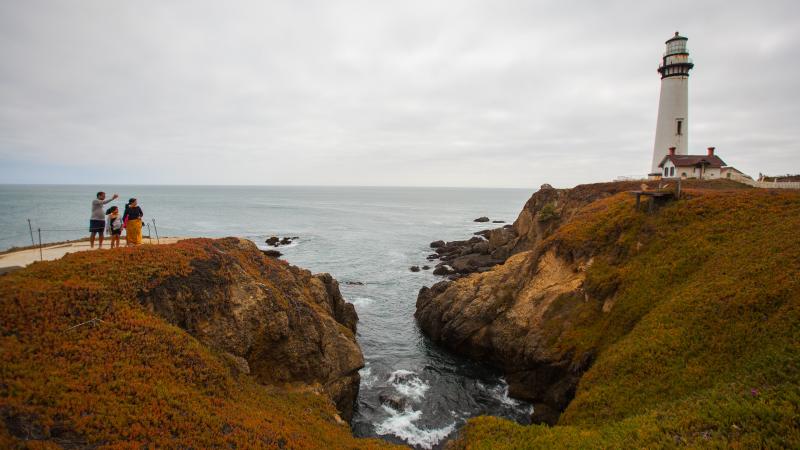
351,296,374,308
477,378,535,414
388,369,429,401
375,405,456,449
360,365,378,389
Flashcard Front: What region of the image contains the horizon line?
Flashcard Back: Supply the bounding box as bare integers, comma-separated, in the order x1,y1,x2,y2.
0,182,544,190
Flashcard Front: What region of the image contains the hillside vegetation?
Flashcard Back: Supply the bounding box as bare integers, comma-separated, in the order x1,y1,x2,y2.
417,184,800,448
0,238,400,449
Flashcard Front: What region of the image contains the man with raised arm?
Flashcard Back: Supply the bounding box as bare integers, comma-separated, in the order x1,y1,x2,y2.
90,191,118,248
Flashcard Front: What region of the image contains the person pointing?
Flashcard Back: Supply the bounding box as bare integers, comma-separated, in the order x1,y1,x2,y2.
90,191,118,248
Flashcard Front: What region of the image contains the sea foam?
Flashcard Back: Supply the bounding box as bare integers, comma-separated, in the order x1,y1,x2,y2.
359,365,378,388
477,378,534,414
351,296,374,308
375,405,456,449
388,369,429,401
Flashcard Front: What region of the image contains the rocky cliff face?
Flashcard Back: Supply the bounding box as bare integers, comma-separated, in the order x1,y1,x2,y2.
417,183,622,423
416,179,773,426
138,238,363,421
440,184,800,448
416,249,588,424
0,238,394,448
426,181,662,279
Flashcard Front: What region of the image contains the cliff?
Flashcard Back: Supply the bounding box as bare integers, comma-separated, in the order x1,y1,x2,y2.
416,181,800,447
0,238,400,448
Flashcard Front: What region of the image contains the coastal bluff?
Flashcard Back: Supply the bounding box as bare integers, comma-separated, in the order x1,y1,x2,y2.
0,238,399,448
417,180,800,447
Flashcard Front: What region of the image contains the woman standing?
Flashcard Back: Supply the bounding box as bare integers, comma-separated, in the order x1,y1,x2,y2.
124,198,144,246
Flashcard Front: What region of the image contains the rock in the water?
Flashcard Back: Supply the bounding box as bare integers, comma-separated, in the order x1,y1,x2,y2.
265,236,297,247
344,281,364,286
426,253,440,261
492,220,506,223
433,265,454,276
409,266,421,272
422,265,431,270
261,249,282,258
429,240,446,248
378,392,408,411
474,216,490,222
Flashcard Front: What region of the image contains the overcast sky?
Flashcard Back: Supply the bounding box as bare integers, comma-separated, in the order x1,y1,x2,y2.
0,0,798,188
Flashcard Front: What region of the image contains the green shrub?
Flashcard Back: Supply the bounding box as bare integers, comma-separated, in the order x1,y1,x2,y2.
538,203,560,222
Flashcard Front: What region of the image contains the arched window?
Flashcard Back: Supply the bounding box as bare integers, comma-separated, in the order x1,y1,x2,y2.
664,167,669,176
670,167,675,177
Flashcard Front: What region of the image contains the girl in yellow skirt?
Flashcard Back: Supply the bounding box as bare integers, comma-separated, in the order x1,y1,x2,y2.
123,198,144,245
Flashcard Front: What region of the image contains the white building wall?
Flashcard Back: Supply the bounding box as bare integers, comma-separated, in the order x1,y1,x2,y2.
651,76,689,173
668,165,721,179
661,159,676,178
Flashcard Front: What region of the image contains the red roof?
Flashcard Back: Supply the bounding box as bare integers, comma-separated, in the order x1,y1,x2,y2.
659,154,726,169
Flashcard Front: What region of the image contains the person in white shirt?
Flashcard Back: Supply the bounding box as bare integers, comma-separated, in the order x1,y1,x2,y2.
90,191,118,248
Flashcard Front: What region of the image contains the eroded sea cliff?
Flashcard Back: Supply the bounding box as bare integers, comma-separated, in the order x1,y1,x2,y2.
416,180,800,447
0,238,400,448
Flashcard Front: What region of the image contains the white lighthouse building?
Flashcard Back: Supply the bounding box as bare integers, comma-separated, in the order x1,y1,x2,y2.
650,32,694,175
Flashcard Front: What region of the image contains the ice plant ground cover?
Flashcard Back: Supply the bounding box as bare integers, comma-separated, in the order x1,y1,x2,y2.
0,238,401,449
450,187,800,448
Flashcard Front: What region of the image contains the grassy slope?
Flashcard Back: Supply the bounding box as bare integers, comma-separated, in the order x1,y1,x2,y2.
0,239,398,449
452,189,800,448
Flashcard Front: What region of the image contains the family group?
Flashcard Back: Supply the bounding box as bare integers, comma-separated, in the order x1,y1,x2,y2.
89,192,144,248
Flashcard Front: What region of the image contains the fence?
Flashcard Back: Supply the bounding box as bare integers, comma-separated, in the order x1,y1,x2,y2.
5,218,162,261
726,172,800,189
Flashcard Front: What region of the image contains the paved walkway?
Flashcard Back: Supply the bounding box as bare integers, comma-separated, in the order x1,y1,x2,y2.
0,237,187,273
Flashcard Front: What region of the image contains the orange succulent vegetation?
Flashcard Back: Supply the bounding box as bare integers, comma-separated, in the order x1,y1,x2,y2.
451,187,800,448
0,239,399,449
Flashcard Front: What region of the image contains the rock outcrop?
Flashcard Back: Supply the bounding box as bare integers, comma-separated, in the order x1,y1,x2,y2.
416,179,757,424
138,238,363,421
425,182,657,280
265,236,297,247
0,237,397,448
428,182,800,448
417,249,589,423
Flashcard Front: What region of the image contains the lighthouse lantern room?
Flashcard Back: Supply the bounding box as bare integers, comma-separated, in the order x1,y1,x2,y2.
650,32,694,175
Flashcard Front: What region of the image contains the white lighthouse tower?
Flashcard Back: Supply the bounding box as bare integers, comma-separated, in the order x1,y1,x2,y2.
650,32,694,175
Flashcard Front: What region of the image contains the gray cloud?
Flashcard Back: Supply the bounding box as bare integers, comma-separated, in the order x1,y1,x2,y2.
1,0,798,187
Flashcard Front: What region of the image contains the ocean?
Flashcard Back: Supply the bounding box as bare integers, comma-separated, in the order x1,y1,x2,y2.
0,184,536,449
